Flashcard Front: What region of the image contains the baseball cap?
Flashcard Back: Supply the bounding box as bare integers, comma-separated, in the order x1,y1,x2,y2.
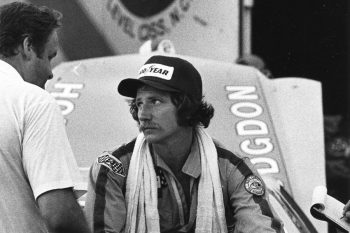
117,55,202,101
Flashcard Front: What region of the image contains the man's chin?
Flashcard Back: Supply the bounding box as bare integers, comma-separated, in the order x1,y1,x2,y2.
143,134,160,144
36,81,46,89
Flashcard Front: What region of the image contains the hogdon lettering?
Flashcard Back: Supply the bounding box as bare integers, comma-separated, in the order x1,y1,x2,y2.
226,85,279,175
51,83,84,124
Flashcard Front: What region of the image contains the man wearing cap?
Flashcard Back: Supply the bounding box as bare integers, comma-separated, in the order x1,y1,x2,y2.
85,55,282,233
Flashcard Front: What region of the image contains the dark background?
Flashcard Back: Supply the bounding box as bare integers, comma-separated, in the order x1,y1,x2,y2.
251,2,349,232
252,0,349,117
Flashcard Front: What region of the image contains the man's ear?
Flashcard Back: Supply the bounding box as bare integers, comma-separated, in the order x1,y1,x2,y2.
21,36,34,60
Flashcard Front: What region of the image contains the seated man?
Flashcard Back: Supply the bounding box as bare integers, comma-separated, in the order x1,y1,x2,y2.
85,55,283,232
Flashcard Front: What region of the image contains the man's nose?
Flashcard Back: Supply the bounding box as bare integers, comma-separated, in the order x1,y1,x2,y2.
138,105,152,121
47,73,53,80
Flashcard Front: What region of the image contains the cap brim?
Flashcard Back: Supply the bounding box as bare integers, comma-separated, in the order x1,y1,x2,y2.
118,77,179,98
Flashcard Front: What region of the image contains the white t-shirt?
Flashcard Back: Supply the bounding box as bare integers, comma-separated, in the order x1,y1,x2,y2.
0,60,82,233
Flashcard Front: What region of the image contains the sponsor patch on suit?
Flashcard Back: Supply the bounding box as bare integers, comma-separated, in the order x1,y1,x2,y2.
244,175,265,196
97,152,126,177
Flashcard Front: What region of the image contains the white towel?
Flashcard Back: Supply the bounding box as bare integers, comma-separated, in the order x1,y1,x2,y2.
125,127,227,233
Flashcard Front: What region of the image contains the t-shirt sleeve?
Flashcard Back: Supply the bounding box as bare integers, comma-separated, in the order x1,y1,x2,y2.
22,95,82,200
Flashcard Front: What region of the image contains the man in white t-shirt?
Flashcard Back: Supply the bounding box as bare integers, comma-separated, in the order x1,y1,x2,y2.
0,2,90,233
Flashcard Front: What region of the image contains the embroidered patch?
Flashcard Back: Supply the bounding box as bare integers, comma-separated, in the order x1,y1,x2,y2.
97,152,126,177
244,175,265,196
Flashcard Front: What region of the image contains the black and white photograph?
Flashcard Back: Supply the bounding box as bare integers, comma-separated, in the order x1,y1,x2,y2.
0,1,349,233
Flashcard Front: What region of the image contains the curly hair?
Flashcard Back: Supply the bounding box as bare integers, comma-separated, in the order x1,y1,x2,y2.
0,2,62,58
129,91,214,128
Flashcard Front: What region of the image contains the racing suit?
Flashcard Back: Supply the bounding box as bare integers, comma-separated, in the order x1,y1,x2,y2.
85,138,283,233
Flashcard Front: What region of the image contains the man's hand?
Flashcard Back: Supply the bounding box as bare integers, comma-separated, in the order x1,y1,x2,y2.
342,200,350,222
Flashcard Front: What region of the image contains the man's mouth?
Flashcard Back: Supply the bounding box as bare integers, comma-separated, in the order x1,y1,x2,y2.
139,125,157,131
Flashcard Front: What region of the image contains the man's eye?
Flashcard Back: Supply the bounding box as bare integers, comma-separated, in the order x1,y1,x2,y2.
151,99,161,105
48,52,57,61
135,102,142,108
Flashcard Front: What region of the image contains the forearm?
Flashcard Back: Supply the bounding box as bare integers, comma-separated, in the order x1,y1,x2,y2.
46,201,91,233
38,188,91,233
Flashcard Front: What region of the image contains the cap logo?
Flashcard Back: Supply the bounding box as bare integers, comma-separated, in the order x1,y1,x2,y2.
138,63,174,80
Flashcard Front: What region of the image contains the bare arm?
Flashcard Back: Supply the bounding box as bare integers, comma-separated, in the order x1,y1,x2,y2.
37,188,91,233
